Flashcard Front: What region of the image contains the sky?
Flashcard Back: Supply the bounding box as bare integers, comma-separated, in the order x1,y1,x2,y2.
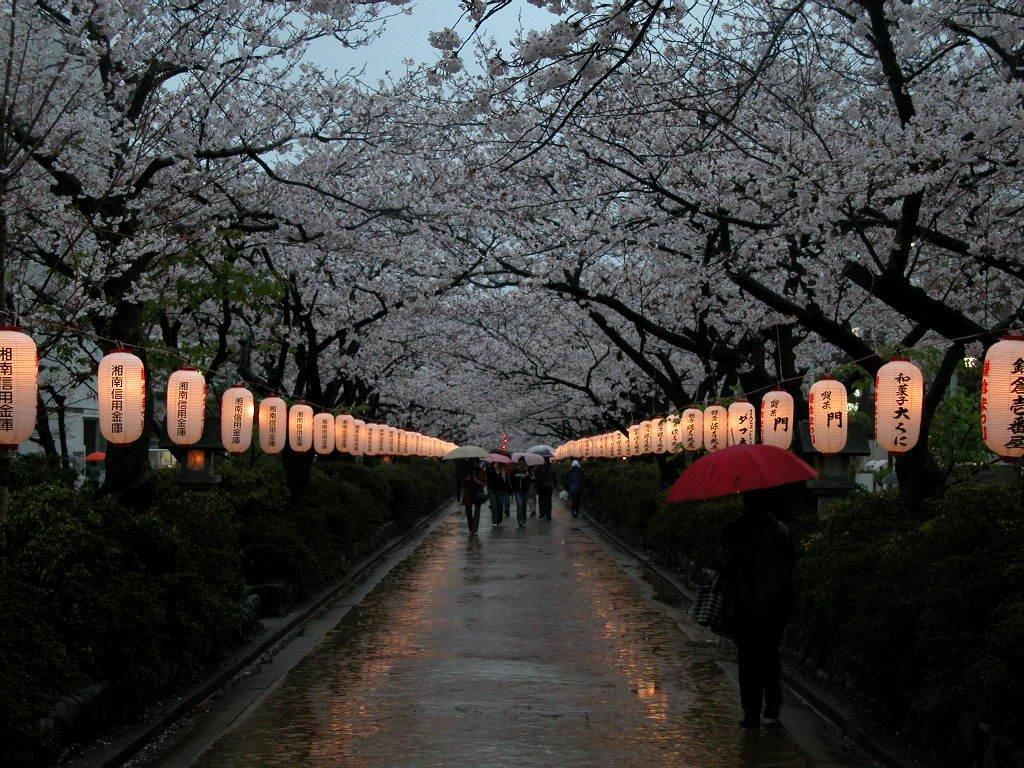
307,0,556,81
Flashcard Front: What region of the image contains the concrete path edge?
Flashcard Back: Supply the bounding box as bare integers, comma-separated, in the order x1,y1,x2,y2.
62,499,454,768
581,511,920,768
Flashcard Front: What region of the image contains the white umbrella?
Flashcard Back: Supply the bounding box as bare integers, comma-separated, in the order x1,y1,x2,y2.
512,452,545,466
527,444,555,456
442,445,487,461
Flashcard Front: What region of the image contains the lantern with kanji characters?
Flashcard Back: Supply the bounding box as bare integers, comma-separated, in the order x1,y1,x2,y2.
874,359,924,454
98,350,145,445
0,327,38,449
981,335,1024,460
288,404,314,452
681,407,703,451
759,390,794,450
363,423,379,456
627,423,641,456
313,413,335,455
703,404,727,452
652,418,666,453
728,400,756,446
220,385,254,454
258,396,286,454
351,419,366,456
335,414,353,453
808,378,848,454
166,368,206,446
663,416,680,453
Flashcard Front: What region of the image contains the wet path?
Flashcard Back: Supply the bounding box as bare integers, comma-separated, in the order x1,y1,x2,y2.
188,507,866,768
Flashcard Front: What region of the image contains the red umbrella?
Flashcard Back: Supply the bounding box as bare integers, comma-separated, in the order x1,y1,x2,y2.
85,451,106,462
666,444,817,503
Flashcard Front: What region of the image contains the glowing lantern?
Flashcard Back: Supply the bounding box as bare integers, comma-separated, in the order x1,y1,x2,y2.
335,414,354,453
981,335,1024,459
258,397,286,454
363,424,379,456
288,404,314,452
351,419,366,456
808,378,848,454
628,423,641,456
314,413,335,455
703,404,727,452
166,368,206,446
220,385,254,454
663,416,681,453
0,327,37,448
727,400,756,446
98,350,145,445
681,407,703,451
874,360,924,454
760,390,794,450
652,419,666,453
612,430,625,457
387,426,399,455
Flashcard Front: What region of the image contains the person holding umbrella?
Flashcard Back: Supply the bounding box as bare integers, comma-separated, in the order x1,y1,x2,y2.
460,461,488,535
532,455,555,520
509,457,534,528
667,444,813,729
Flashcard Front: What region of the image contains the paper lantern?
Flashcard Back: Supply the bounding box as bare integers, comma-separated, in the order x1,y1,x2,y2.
314,413,335,455
387,426,399,455
363,424,378,456
759,390,794,450
681,408,703,451
166,368,206,446
628,423,641,456
220,385,254,454
808,378,848,454
662,416,679,453
0,327,37,448
258,397,287,454
703,404,727,452
981,335,1024,459
288,404,314,452
351,419,366,456
728,400,756,446
652,419,666,453
335,414,353,453
874,360,924,454
98,351,145,445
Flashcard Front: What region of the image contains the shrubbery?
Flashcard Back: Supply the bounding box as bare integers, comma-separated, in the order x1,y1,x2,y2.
0,454,451,767
577,458,1023,766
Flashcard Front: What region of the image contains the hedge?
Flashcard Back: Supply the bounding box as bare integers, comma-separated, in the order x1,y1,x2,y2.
0,454,451,768
575,458,1024,767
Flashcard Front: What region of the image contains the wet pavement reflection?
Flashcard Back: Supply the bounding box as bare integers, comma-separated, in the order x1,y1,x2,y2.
192,509,865,767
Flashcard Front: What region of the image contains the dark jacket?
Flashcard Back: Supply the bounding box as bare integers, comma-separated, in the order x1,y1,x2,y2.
510,469,533,494
719,512,795,620
461,468,487,507
533,461,555,489
486,463,511,491
566,465,584,494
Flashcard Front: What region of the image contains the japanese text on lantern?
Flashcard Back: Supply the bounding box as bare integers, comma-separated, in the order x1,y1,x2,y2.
231,396,244,447
295,409,304,441
176,380,189,437
109,364,124,435
735,411,751,443
268,404,278,443
769,399,789,433
821,389,842,429
0,346,12,432
1010,358,1024,451
321,419,330,445
891,372,912,449
709,409,720,450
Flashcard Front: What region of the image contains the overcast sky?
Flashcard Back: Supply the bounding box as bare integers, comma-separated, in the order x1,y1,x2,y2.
307,1,556,81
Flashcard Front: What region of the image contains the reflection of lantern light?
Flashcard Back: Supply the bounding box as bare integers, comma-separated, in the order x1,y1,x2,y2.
166,368,206,446
681,407,703,451
759,390,794,450
808,378,848,454
220,385,254,454
981,335,1024,459
874,360,924,454
259,397,286,454
313,413,335,455
289,404,314,452
703,404,726,452
98,350,145,445
728,400,756,446
335,414,354,453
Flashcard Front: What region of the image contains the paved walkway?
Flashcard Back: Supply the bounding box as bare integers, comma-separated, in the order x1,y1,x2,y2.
175,506,868,767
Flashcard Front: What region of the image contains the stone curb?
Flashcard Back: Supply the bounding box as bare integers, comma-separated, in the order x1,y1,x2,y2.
580,511,919,768
63,499,454,768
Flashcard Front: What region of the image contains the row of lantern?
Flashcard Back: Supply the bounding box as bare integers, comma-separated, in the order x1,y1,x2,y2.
554,339,1024,461
0,333,455,458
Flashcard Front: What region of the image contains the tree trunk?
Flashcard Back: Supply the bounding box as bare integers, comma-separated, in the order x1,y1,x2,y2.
54,392,70,469
102,346,155,509
34,390,59,458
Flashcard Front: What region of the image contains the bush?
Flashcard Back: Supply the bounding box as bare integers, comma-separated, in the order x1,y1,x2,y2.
0,455,452,767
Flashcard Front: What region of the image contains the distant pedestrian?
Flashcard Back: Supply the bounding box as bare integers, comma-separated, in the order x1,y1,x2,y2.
460,463,487,535
510,458,534,527
718,487,795,728
501,463,514,519
486,461,510,527
534,456,555,520
566,460,585,517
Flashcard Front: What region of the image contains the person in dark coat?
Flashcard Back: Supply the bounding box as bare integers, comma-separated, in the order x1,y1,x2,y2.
485,461,510,527
460,463,487,535
565,460,585,517
509,458,534,527
718,486,795,728
533,457,555,519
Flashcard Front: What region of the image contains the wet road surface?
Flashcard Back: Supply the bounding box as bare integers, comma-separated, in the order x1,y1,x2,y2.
187,506,868,768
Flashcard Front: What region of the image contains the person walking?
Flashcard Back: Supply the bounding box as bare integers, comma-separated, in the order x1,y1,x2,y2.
501,463,514,519
718,487,795,728
460,462,487,535
566,460,585,517
510,458,534,528
534,456,555,520
486,461,509,527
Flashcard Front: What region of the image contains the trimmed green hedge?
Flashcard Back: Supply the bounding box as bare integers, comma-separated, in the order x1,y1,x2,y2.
577,458,1024,766
0,455,451,767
